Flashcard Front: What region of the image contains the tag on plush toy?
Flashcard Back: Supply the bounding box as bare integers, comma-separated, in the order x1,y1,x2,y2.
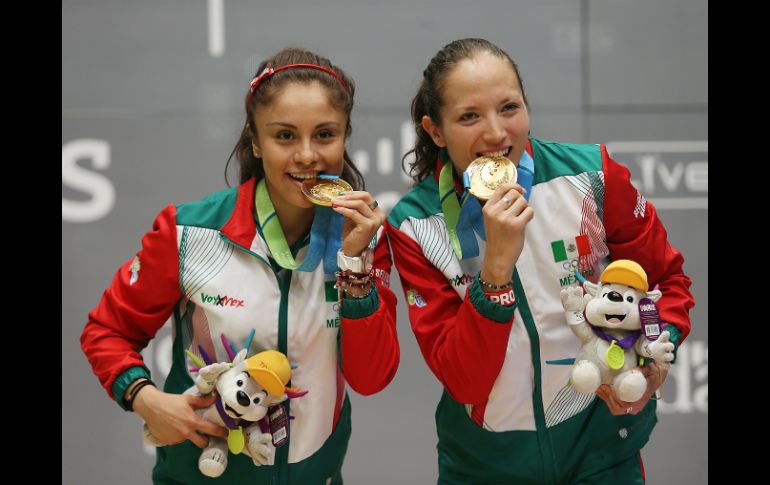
228,427,245,454
639,298,661,341
606,340,624,370
268,404,289,448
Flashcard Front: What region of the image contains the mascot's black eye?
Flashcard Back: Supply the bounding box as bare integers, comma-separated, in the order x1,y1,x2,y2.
253,397,261,405
626,296,634,303
237,380,243,387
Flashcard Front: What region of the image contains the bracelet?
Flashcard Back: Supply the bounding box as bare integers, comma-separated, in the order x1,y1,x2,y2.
343,282,375,299
335,269,375,298
125,378,156,412
335,270,372,287
336,270,371,280
478,275,513,291
344,276,371,286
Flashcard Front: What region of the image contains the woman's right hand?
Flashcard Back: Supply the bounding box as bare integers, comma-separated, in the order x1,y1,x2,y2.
479,183,534,286
133,386,229,448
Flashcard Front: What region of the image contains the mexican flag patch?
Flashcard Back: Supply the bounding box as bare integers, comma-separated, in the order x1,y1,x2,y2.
551,235,591,262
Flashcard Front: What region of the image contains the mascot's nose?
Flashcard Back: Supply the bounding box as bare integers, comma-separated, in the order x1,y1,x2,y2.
237,391,251,406
607,291,623,302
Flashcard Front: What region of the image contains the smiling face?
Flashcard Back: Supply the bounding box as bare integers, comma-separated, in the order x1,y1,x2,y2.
421,52,530,173
216,367,272,422
252,81,348,213
585,283,646,331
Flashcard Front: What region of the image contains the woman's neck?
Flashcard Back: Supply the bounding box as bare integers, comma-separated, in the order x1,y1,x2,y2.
279,206,314,248
267,190,314,248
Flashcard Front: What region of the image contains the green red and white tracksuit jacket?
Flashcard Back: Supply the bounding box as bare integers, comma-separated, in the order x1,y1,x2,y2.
386,138,694,484
81,177,399,484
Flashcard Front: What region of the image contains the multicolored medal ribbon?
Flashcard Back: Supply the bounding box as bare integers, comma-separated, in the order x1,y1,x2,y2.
440,147,535,260
256,178,342,274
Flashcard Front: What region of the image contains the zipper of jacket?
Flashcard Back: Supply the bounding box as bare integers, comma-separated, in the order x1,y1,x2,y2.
513,269,559,484
219,231,293,483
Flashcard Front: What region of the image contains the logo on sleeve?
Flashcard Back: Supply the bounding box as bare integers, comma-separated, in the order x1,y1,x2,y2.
373,268,390,288
406,289,427,307
634,191,647,218
129,256,141,285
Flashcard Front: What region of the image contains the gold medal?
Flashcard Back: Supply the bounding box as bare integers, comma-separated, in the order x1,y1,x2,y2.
466,156,517,200
606,340,625,370
301,177,353,206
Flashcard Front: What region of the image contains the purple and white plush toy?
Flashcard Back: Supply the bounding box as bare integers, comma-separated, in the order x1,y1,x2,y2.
143,346,307,478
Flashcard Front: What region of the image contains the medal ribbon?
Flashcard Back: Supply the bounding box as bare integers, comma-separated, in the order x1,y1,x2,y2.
591,327,641,350
256,178,342,274
440,148,535,260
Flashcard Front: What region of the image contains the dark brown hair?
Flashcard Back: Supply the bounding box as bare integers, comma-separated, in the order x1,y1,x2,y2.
226,48,363,189
403,38,529,183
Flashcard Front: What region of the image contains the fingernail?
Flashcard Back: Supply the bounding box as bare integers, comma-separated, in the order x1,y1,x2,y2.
332,204,338,208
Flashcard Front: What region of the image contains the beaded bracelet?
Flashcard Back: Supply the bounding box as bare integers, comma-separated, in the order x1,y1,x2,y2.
335,270,371,286
478,275,513,291
342,282,375,299
335,270,375,299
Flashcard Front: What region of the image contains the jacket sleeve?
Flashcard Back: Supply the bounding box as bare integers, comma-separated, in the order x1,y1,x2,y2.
386,219,515,405
602,146,695,348
80,204,183,408
339,226,400,396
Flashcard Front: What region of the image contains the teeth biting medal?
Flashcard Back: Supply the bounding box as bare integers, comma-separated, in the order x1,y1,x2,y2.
465,155,517,200
301,174,353,206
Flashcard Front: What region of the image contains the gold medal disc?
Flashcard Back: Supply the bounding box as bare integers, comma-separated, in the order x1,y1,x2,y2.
466,156,517,200
301,178,353,206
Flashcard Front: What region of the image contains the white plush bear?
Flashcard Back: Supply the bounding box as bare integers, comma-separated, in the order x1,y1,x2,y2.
560,259,674,403
143,348,306,478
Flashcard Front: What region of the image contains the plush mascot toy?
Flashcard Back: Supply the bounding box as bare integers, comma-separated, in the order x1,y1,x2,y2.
559,259,674,402
143,348,307,478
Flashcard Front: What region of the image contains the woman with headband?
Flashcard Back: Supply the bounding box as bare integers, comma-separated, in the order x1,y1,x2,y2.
81,47,399,484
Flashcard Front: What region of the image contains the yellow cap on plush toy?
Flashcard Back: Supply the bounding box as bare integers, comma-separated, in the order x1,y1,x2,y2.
600,260,649,292
245,350,291,397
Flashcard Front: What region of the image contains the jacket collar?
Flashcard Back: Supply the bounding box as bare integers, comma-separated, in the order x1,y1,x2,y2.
219,177,313,264
219,178,267,255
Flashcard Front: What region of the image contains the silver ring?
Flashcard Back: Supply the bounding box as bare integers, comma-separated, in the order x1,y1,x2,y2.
501,196,511,207
368,200,379,210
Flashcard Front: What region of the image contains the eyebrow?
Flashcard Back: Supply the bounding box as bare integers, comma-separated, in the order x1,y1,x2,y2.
265,121,342,129
455,95,524,112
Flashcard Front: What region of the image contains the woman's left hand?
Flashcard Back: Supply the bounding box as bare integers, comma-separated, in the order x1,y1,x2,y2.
332,191,385,256
596,362,669,415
